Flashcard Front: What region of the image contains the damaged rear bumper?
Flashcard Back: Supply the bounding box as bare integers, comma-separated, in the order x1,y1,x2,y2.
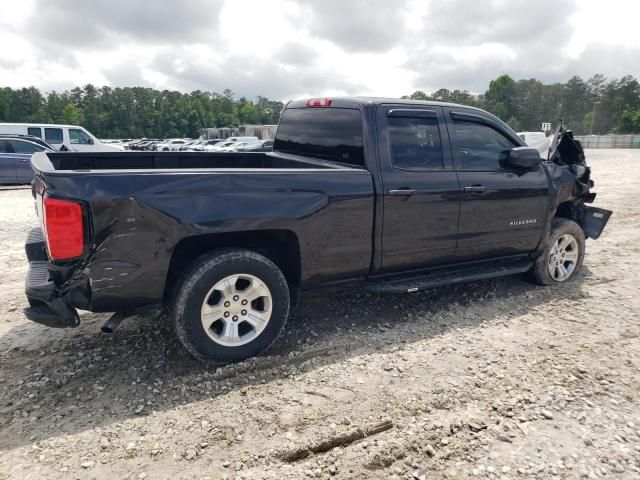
24,227,80,328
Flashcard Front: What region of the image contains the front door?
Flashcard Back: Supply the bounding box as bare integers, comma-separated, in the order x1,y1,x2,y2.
377,105,460,273
68,128,96,151
444,108,549,260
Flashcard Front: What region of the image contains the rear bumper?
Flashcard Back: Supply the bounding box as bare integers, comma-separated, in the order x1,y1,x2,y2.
24,227,79,328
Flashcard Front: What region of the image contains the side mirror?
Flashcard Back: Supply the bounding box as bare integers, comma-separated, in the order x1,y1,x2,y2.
87,137,95,145
502,147,541,170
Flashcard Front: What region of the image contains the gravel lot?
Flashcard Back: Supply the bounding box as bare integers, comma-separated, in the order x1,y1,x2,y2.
1,149,639,480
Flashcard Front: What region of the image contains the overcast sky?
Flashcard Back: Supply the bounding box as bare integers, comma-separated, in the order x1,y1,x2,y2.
1,0,639,100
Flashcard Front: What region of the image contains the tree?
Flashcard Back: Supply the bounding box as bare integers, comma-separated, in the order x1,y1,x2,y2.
484,74,517,121
615,109,640,133
0,74,639,138
239,102,259,124
61,102,83,125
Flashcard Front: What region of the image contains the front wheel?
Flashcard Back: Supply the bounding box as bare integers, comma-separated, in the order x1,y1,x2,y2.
171,249,290,363
529,218,585,285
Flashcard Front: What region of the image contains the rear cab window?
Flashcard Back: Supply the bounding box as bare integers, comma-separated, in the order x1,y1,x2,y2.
274,107,364,167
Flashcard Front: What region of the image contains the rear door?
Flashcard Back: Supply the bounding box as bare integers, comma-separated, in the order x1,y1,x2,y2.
9,139,44,182
376,105,460,272
444,108,549,260
44,127,64,151
0,140,17,183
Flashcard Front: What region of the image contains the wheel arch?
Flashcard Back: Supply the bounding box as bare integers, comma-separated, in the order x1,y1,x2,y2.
554,201,579,222
163,229,301,304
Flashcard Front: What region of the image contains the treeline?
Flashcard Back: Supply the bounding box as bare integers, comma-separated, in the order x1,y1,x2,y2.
1,73,639,138
405,74,640,135
0,86,284,139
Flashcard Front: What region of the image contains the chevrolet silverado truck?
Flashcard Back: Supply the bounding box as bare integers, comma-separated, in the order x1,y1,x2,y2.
24,98,612,363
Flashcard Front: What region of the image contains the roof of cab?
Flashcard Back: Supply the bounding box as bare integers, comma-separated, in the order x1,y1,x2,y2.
286,96,488,113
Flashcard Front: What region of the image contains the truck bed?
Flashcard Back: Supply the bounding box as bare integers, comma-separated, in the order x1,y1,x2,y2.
33,151,350,172
28,149,376,314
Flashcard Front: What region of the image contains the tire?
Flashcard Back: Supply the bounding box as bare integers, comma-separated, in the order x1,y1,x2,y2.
171,249,290,363
528,218,585,285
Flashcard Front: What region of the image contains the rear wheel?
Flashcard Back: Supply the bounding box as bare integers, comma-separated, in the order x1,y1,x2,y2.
171,249,290,363
529,218,585,285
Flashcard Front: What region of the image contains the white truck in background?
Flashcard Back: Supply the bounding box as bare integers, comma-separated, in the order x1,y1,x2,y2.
0,123,123,152
518,131,552,157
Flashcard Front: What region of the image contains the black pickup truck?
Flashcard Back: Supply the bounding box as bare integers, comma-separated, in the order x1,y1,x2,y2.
24,97,611,363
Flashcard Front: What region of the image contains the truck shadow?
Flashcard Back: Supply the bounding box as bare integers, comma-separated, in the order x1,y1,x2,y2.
0,269,597,449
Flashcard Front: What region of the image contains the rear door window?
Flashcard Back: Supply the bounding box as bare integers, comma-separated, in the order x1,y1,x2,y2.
387,116,444,169
274,107,364,166
45,128,63,145
28,127,42,138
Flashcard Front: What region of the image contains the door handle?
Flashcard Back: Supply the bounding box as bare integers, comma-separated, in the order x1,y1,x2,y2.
464,185,486,193
389,188,416,196
20,159,28,163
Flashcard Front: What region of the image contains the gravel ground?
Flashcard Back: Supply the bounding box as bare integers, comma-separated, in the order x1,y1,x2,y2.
0,149,639,480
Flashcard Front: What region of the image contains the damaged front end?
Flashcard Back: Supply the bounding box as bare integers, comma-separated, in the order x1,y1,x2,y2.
545,121,612,239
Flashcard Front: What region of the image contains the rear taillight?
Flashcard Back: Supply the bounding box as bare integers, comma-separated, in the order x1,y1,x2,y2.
306,98,332,107
43,196,84,261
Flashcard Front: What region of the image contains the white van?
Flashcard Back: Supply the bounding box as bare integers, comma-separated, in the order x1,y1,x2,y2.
0,123,123,152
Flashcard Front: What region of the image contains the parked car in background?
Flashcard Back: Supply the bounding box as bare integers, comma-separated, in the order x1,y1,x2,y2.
0,136,53,184
0,123,123,152
229,141,255,151
226,136,259,143
210,141,241,152
125,139,145,150
0,134,55,151
127,139,160,150
205,140,238,152
179,140,202,151
132,140,161,151
101,139,131,148
237,139,274,152
155,138,189,151
193,139,225,151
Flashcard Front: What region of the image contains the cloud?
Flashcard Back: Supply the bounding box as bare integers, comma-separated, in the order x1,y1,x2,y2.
29,0,224,50
404,0,640,93
0,0,638,99
276,42,319,67
300,0,412,53
148,47,363,99
420,0,575,46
